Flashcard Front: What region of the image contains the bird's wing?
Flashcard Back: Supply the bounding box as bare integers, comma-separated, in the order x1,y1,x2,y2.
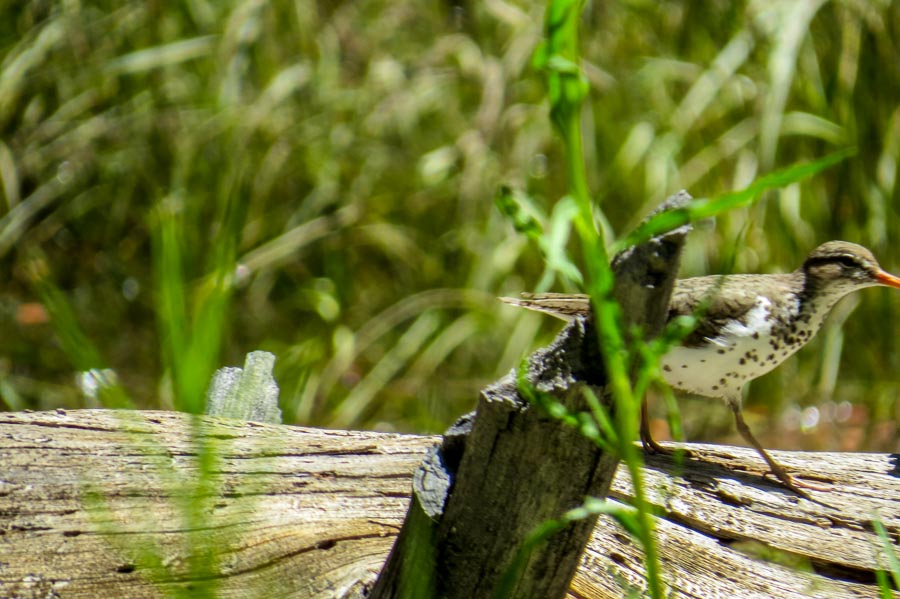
502,275,800,348
669,275,795,348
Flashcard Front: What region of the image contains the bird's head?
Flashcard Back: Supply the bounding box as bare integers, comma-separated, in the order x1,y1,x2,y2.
801,241,900,295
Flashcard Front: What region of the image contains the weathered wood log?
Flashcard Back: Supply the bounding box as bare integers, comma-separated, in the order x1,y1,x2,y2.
1,409,897,598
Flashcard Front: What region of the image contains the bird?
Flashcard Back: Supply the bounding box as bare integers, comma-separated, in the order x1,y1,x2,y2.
501,241,900,496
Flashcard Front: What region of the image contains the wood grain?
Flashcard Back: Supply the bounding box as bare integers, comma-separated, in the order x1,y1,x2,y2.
0,409,897,598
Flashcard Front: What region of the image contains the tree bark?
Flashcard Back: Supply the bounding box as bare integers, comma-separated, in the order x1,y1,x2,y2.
1,409,897,598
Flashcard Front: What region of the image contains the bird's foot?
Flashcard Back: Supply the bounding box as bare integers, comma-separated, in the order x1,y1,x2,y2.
766,464,831,497
730,404,830,498
640,433,668,454
640,402,692,457
640,434,694,458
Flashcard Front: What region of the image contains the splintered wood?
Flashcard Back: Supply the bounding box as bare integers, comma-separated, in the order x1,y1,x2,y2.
0,410,896,598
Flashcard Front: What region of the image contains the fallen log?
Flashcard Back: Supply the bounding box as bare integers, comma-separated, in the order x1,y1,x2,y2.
1,409,897,598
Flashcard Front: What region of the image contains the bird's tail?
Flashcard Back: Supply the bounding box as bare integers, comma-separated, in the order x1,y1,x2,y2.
498,293,591,322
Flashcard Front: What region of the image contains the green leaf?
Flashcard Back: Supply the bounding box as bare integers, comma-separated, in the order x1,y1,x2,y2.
873,518,900,592
495,186,546,241
613,147,857,253
540,196,583,285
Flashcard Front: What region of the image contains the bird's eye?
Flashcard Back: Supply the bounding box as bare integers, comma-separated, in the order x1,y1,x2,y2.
835,256,859,269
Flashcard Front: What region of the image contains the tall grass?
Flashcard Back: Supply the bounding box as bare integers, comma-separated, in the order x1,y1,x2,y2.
1,1,898,454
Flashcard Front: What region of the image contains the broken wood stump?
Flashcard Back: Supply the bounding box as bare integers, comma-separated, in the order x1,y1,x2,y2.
370,191,693,598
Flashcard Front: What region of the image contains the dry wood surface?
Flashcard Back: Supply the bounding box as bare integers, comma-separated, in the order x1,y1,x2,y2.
1,409,897,598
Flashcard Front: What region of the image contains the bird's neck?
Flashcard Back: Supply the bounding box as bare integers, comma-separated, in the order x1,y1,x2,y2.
797,268,858,320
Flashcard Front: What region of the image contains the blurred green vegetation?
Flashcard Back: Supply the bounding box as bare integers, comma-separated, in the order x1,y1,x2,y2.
1,1,898,451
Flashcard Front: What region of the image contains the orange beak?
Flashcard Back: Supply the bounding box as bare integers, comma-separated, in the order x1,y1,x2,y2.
875,270,900,289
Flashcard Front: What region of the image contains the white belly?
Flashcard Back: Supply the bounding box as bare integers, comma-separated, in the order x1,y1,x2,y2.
659,295,814,400
660,334,800,399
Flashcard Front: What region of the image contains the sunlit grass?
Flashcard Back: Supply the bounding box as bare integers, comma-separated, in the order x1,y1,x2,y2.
0,1,897,456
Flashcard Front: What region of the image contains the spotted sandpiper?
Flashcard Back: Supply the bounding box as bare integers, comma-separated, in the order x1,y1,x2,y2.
502,241,900,495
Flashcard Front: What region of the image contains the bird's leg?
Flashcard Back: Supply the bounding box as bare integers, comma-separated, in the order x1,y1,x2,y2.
728,401,829,495
640,398,667,454
640,397,692,457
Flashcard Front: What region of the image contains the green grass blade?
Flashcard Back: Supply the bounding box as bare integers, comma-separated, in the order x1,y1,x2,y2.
614,147,857,253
